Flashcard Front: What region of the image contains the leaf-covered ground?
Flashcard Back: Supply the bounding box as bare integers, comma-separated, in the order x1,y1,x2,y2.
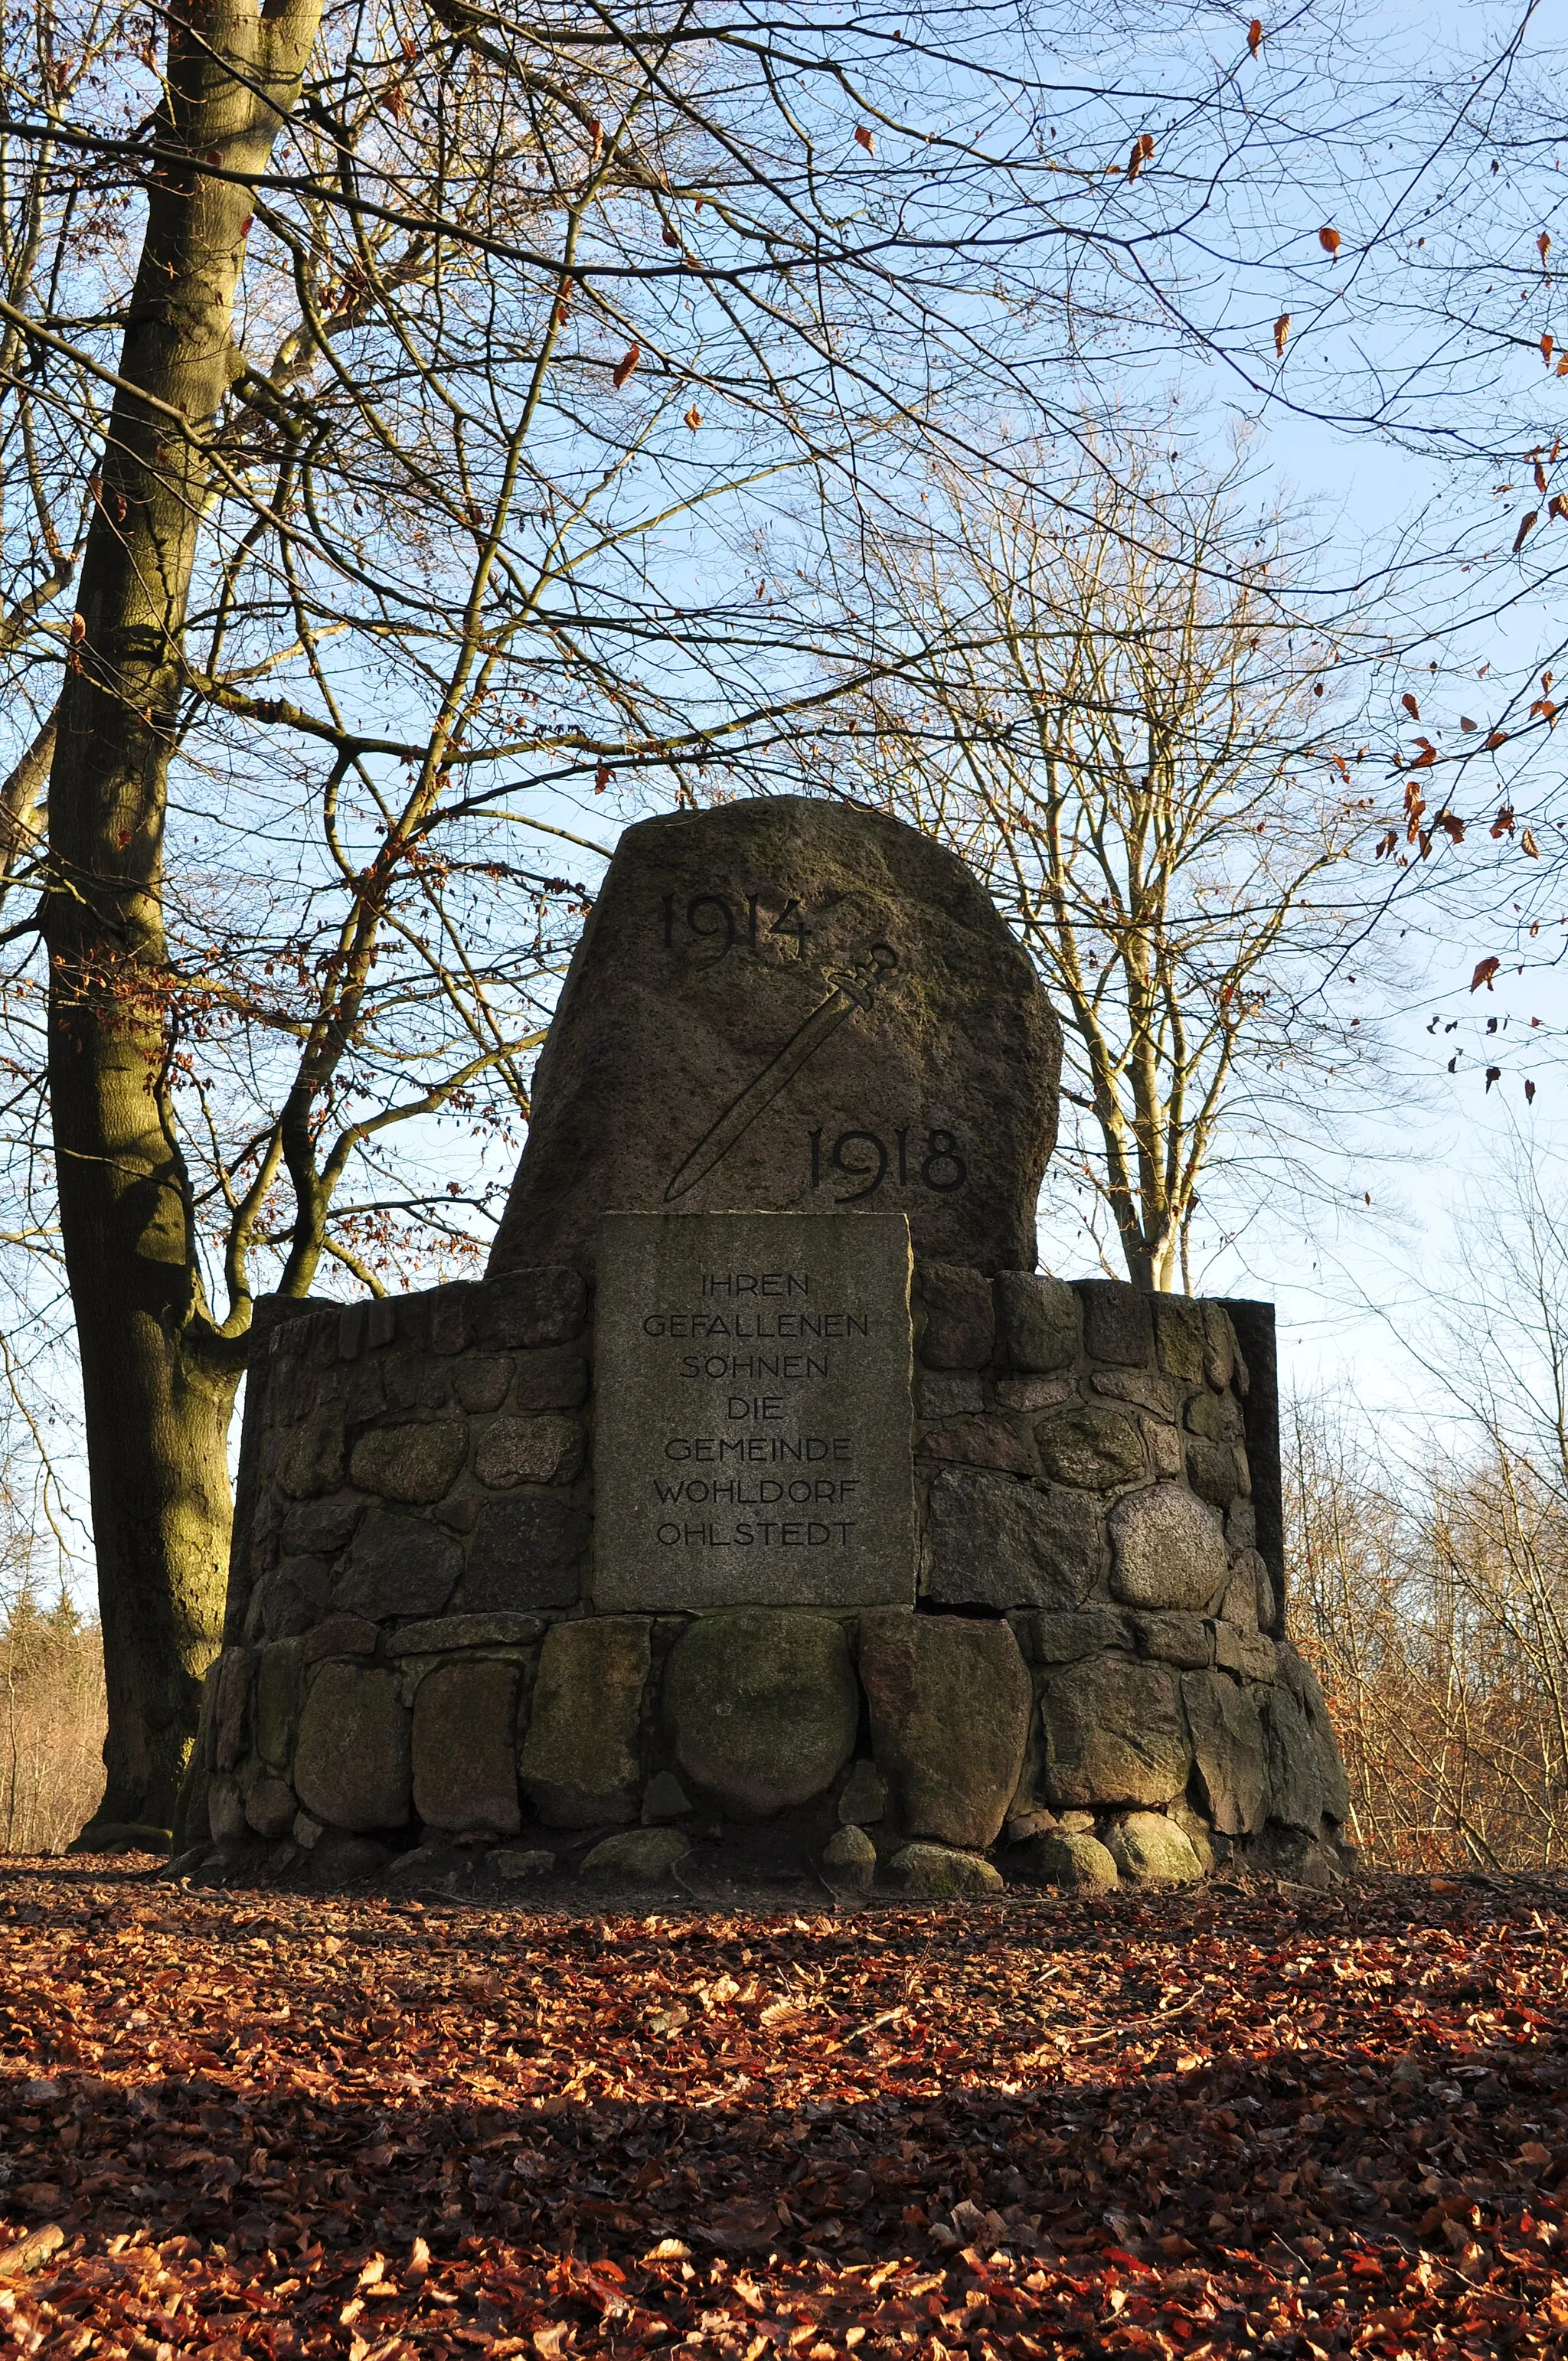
0,1863,1564,2357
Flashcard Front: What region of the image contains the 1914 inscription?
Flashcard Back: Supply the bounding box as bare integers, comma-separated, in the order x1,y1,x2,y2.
592,1210,916,1611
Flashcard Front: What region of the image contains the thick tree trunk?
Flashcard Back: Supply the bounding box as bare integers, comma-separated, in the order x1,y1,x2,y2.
44,0,322,1835
72,1314,240,1832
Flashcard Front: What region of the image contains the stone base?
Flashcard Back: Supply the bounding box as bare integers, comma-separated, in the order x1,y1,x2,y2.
206,1267,1352,1892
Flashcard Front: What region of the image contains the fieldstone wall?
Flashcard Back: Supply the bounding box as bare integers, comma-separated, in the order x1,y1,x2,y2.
189,1262,1351,1897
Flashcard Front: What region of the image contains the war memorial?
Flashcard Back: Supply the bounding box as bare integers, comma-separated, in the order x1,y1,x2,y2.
185,796,1352,1899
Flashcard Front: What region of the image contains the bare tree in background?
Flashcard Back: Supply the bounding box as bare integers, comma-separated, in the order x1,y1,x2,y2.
818,442,1387,1290
1287,1139,1568,1870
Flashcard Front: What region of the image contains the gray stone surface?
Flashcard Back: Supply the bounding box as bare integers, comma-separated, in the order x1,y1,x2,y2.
1107,1483,1227,1611
282,1501,361,1556
1168,1797,1219,1873
915,1373,985,1417
1186,1438,1244,1507
475,1268,589,1350
520,1617,650,1826
1217,1557,1262,1633
642,1771,693,1823
510,1348,591,1412
916,1416,1034,1475
294,1664,412,1833
1092,1369,1184,1419
924,1469,1099,1612
1040,1656,1191,1808
1130,1612,1212,1668
916,1264,995,1368
1152,1298,1207,1384
303,1615,377,1664
822,1822,878,1894
838,1759,887,1825
860,1612,1032,1849
348,1420,467,1505
888,1843,1003,1898
334,1509,462,1618
250,1560,331,1641
1277,1644,1352,1823
243,1775,297,1840
278,1412,345,1499
460,1495,587,1612
213,1647,253,1772
451,1355,512,1412
663,1611,858,1817
207,1771,247,1847
1187,1389,1243,1443
387,1613,542,1654
1013,1605,1129,1664
1203,1306,1237,1390
592,1211,916,1611
411,1660,522,1836
311,1830,394,1884
994,1375,1074,1413
475,1415,586,1489
255,1638,306,1769
995,1272,1080,1373
487,797,1060,1279
1078,1282,1153,1367
1036,1406,1148,1491
1214,1625,1276,1683
1106,1811,1203,1886
1148,1425,1185,1478
1182,1669,1268,1836
1263,1686,1323,1832
580,1827,691,1885
1011,1830,1119,1892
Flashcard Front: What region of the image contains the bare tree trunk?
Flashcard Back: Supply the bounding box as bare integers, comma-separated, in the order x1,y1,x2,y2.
44,0,322,1835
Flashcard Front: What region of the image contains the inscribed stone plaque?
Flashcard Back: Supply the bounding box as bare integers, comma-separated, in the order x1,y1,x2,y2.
592,1212,916,1610
488,797,1060,1278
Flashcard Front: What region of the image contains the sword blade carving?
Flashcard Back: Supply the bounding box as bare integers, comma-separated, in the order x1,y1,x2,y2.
663,942,897,1203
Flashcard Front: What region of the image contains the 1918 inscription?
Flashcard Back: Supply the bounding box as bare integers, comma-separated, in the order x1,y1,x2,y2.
592,1211,916,1611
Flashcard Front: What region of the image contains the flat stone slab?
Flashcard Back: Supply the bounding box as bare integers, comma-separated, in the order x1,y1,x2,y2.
592,1211,916,1609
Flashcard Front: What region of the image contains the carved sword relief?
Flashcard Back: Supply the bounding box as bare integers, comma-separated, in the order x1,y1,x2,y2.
663,942,898,1203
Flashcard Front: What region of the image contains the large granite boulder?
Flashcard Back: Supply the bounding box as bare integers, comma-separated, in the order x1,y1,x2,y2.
1106,1483,1227,1611
663,1612,858,1818
520,1617,649,1826
254,1638,306,1772
923,1468,1099,1611
1036,1406,1148,1490
294,1664,412,1833
1277,1644,1353,1823
459,1495,587,1612
889,1842,1003,1898
995,1273,1081,1372
1011,1829,1119,1891
348,1420,467,1504
1040,1654,1191,1808
1182,1669,1269,1836
859,1612,1032,1848
334,1510,461,1618
411,1660,523,1837
1106,1811,1204,1886
1263,1683,1328,1833
487,797,1060,1278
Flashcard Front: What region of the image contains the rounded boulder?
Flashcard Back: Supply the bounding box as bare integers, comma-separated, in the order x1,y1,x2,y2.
664,1611,858,1819
1107,1481,1227,1612
1106,1811,1204,1886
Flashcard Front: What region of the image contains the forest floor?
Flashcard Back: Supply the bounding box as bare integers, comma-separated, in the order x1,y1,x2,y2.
0,1862,1562,2356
